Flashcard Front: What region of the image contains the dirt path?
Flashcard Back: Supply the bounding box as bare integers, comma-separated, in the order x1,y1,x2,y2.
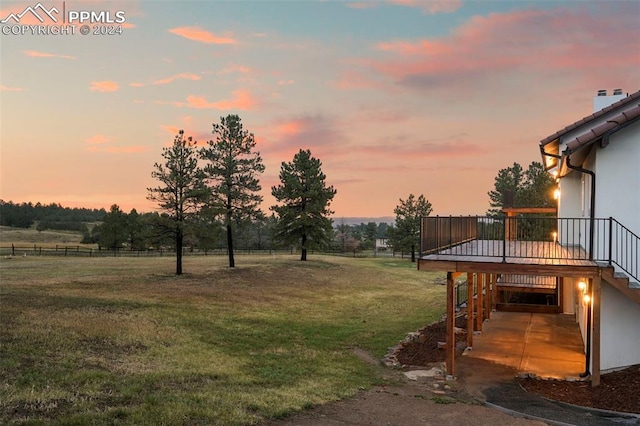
263,350,545,426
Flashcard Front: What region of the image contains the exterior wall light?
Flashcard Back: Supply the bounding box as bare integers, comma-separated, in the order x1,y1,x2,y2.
583,294,591,304
578,280,586,291
551,231,557,243
553,188,561,200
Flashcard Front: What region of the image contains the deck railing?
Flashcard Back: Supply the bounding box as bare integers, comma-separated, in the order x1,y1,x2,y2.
420,216,639,282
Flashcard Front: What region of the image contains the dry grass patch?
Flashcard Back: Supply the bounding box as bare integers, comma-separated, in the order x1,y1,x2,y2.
1,255,445,425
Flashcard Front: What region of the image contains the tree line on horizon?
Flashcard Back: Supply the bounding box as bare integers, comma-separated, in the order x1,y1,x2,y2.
1,113,554,275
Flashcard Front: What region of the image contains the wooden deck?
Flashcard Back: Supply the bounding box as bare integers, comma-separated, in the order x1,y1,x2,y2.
419,240,599,277
422,240,593,266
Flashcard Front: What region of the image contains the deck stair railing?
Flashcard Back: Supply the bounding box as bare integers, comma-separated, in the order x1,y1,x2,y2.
420,216,638,283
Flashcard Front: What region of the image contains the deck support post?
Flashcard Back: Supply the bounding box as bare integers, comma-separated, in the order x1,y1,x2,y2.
483,274,491,320
476,273,484,332
467,272,474,347
592,274,601,387
446,272,456,376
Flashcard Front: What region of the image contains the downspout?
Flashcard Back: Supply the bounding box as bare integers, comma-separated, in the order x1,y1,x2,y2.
565,156,596,260
565,155,596,379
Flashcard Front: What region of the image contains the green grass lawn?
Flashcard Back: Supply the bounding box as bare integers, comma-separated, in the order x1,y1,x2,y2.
0,255,445,425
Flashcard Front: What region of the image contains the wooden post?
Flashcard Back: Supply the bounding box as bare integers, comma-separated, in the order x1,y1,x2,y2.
505,211,517,241
558,277,564,313
467,272,474,347
476,273,484,332
485,274,492,319
591,275,601,387
446,272,456,376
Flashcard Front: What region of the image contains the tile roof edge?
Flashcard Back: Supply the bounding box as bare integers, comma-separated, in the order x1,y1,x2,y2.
540,89,640,146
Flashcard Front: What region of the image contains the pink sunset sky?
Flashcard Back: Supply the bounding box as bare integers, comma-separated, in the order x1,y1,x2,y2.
1,0,638,218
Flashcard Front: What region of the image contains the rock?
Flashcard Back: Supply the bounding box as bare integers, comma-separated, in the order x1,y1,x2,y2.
404,368,442,381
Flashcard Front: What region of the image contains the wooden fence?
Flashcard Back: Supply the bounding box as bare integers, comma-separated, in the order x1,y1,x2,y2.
1,244,413,259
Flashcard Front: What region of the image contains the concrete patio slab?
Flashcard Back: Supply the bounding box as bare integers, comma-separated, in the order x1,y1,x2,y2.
462,311,585,379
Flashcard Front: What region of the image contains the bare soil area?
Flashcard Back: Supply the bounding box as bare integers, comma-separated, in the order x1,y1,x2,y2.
267,319,639,425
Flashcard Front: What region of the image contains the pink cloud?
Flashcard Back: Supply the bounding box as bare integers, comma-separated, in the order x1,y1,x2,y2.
258,114,348,159
185,90,257,110
368,6,640,93
0,84,24,92
388,0,461,14
90,81,120,92
278,79,294,86
168,26,237,44
161,125,180,135
85,134,110,145
130,82,145,87
24,50,75,59
152,72,201,85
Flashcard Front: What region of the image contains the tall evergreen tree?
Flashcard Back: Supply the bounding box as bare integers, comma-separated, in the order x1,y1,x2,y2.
97,204,128,250
271,149,336,261
147,130,206,275
200,115,264,268
487,161,555,216
389,194,432,262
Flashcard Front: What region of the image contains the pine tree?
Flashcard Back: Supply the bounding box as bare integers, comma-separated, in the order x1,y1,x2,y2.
271,149,336,261
147,130,206,275
487,162,555,216
389,194,433,262
200,115,264,268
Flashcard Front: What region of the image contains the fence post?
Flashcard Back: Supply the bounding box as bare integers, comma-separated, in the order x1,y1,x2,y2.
64,246,68,256
11,244,15,256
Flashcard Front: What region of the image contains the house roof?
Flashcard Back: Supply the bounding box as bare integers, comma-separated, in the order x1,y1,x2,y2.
564,104,640,153
540,89,640,147
539,89,640,173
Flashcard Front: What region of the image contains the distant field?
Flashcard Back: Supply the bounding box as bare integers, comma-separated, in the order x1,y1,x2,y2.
0,226,88,246
0,255,446,425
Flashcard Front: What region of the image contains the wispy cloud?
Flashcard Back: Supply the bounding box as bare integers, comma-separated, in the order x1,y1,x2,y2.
24,50,75,59
168,26,237,44
85,134,110,145
152,72,201,85
90,81,120,93
217,64,252,75
259,114,348,158
183,90,257,110
368,5,640,94
0,84,24,92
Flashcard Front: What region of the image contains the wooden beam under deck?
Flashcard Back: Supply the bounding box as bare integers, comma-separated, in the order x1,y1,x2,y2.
467,272,474,348
446,272,456,376
497,285,557,294
418,259,599,277
476,273,484,332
